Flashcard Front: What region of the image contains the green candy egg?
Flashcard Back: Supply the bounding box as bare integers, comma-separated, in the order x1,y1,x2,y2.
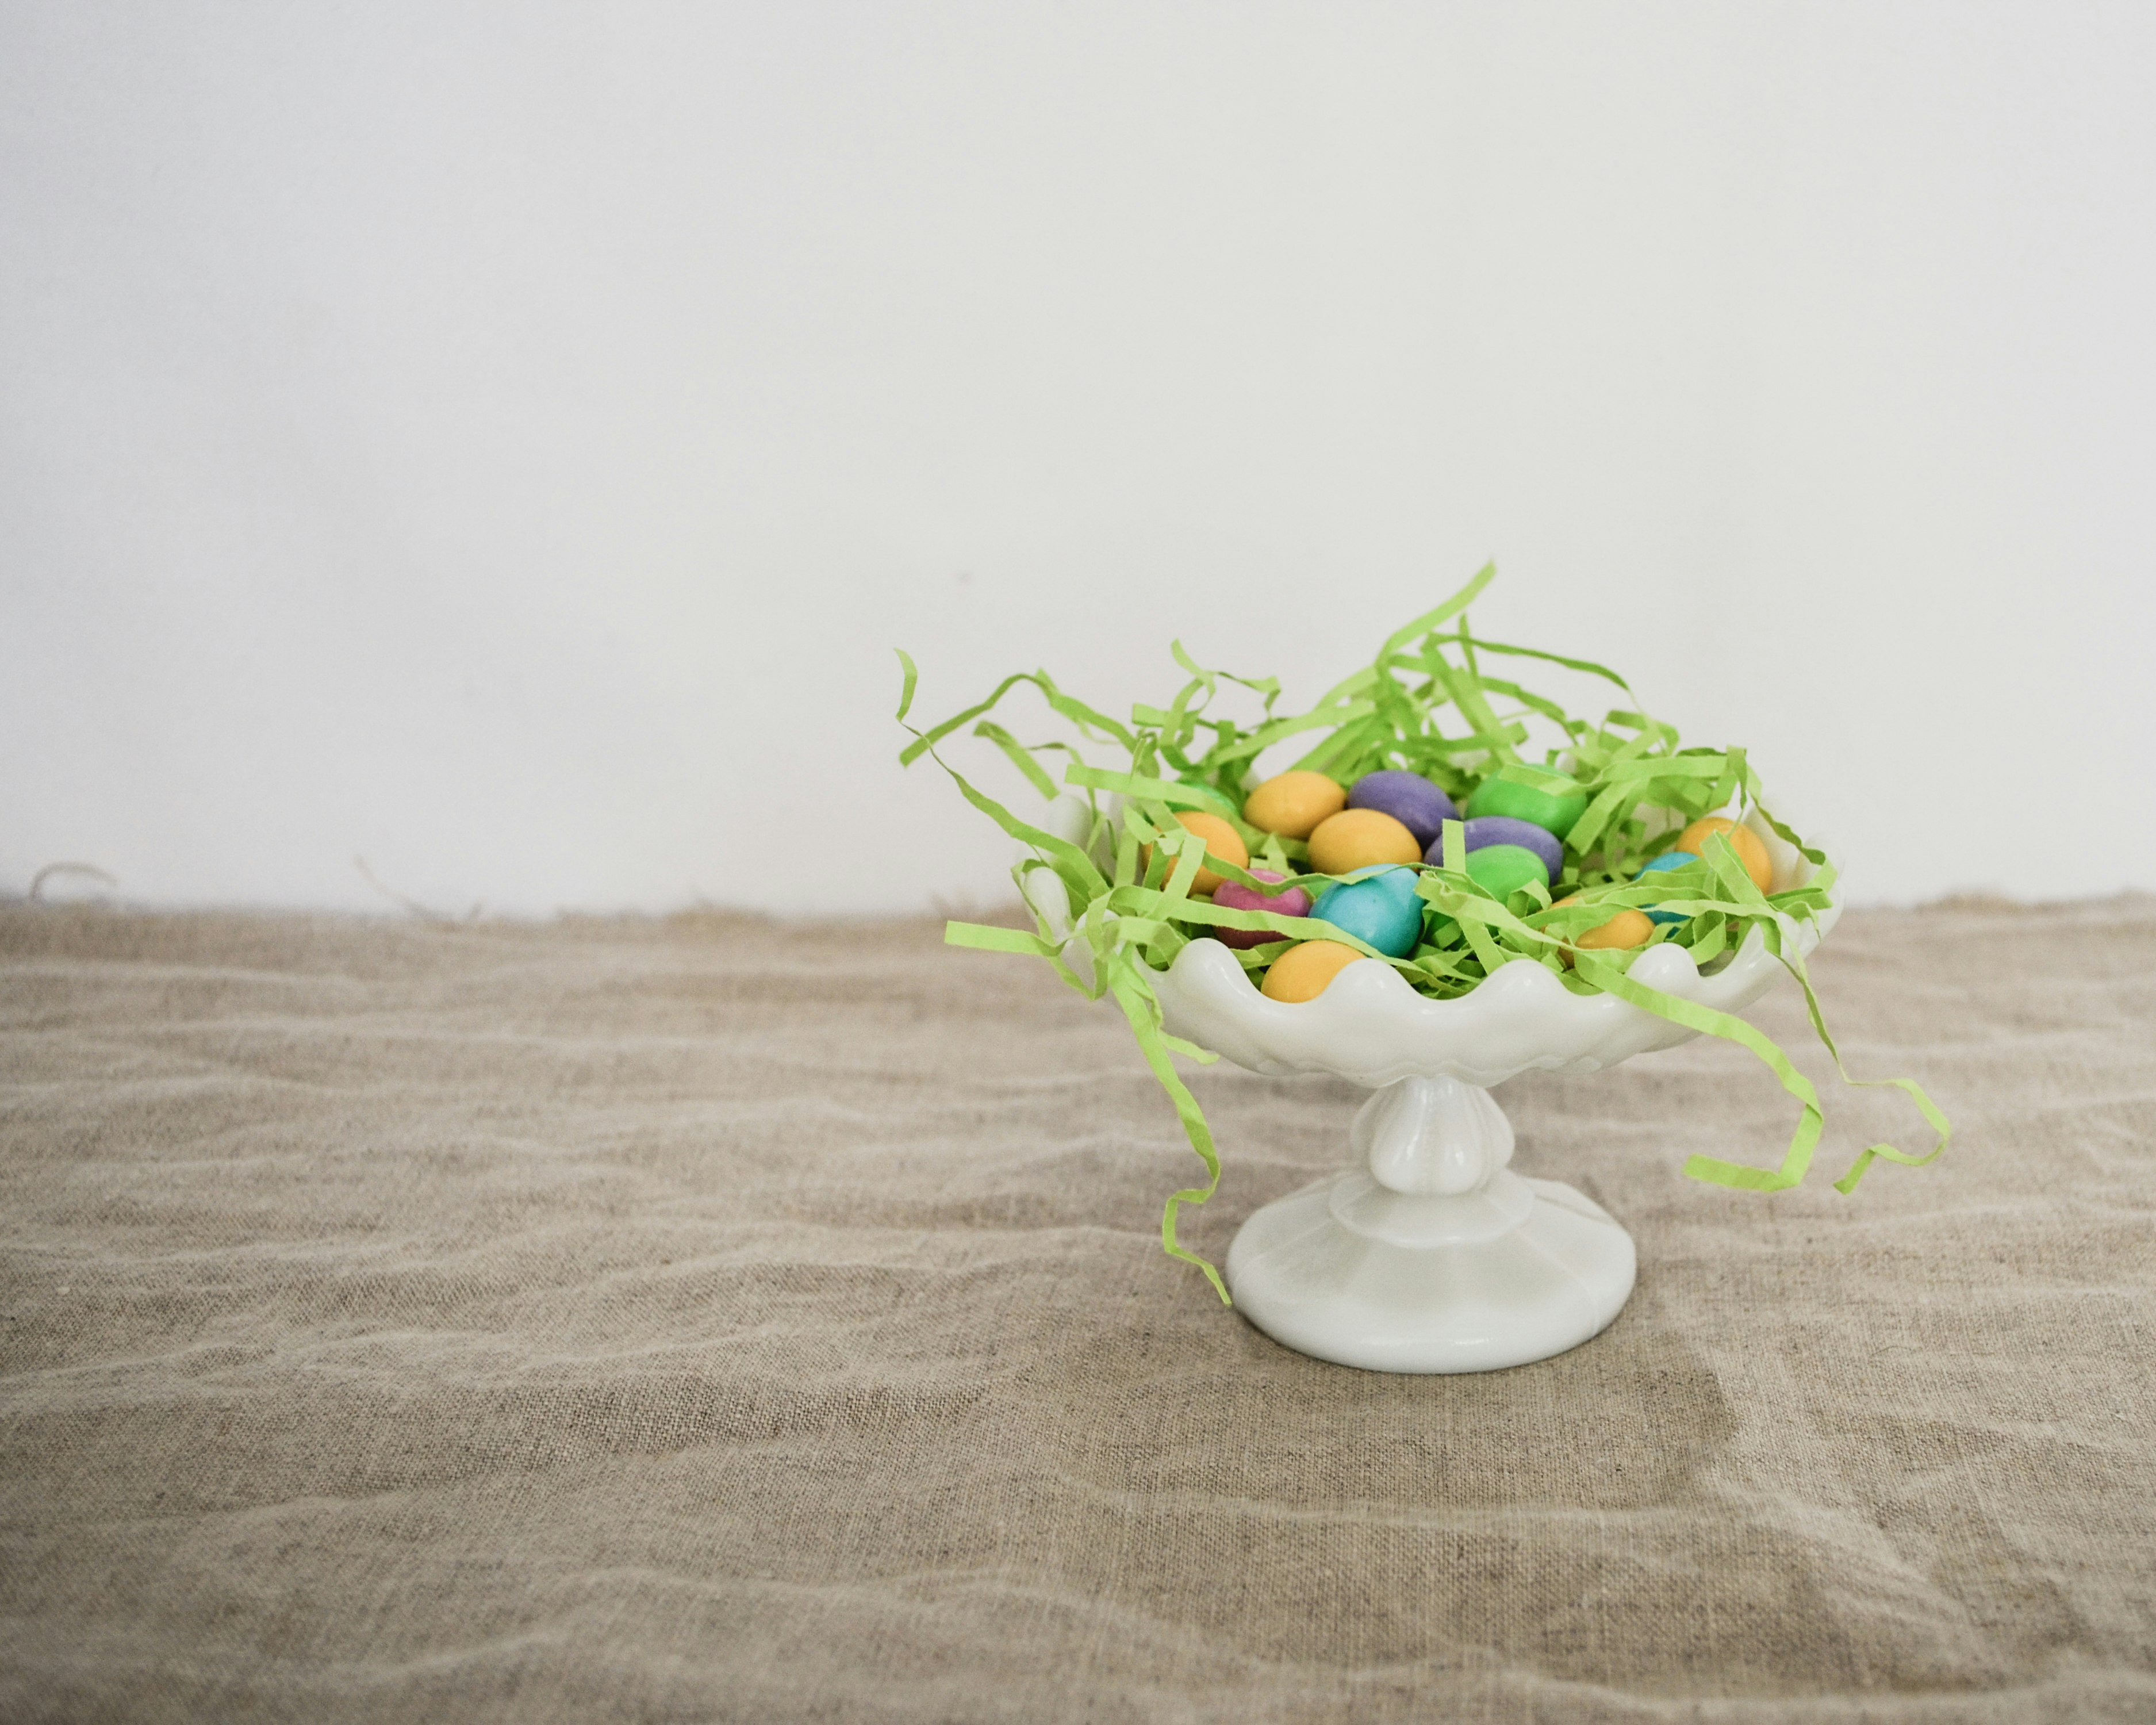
1175,780,1242,821
1464,776,1589,839
1426,843,1553,946
1463,842,1551,900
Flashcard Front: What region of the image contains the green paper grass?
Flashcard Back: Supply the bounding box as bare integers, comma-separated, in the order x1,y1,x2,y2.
897,565,1947,1301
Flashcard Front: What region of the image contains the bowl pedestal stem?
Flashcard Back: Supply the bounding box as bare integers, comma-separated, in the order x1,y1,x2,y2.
1223,1074,1636,1373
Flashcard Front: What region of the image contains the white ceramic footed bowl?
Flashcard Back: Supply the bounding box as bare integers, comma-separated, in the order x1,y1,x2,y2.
1030,795,1833,1371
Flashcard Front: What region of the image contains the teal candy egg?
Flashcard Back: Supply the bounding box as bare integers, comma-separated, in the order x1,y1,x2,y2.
1463,843,1550,902
1636,849,1699,925
1311,865,1423,958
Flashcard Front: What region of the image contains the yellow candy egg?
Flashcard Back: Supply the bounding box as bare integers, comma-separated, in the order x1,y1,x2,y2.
1676,817,1773,894
1260,940,1365,1002
1242,770,1347,839
1306,808,1422,876
1553,895,1654,966
1141,810,1249,896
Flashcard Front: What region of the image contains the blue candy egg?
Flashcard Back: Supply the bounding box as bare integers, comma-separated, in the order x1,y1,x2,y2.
1311,865,1423,958
1636,849,1700,925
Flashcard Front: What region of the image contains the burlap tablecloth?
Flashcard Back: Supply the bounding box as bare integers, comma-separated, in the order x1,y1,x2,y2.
3,900,2152,1722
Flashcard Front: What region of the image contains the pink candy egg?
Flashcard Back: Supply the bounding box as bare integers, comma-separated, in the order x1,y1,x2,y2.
1211,869,1313,949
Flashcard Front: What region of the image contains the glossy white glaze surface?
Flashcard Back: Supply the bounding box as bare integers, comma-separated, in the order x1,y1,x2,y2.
1225,1074,1636,1372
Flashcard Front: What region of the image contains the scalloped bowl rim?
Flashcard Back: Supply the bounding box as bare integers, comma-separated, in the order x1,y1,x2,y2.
1040,797,1833,1090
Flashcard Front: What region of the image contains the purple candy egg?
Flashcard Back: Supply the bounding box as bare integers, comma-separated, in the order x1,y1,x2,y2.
1346,770,1460,850
1427,816,1564,882
1211,868,1314,949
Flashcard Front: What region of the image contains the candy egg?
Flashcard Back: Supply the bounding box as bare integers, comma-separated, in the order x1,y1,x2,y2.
1676,817,1772,894
1142,810,1249,896
1261,940,1365,1003
1212,868,1314,949
1463,843,1550,902
1635,850,1699,925
1464,776,1589,839
1345,770,1459,850
1242,770,1347,839
1455,815,1563,883
1311,865,1423,958
1553,894,1654,962
1306,808,1422,875
1174,781,1242,821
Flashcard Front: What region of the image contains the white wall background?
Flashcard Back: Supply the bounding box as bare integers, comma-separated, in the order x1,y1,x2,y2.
5,2,2153,916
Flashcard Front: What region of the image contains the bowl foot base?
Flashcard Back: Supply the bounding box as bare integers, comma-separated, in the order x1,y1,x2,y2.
1225,1173,1637,1374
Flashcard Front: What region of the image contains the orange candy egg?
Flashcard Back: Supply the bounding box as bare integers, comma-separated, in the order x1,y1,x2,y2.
1142,810,1249,896
1260,940,1365,1002
1552,895,1655,965
1306,808,1422,876
1676,817,1773,894
1242,770,1347,839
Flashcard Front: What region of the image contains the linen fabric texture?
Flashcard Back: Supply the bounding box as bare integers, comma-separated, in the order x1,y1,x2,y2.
2,901,2153,1723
